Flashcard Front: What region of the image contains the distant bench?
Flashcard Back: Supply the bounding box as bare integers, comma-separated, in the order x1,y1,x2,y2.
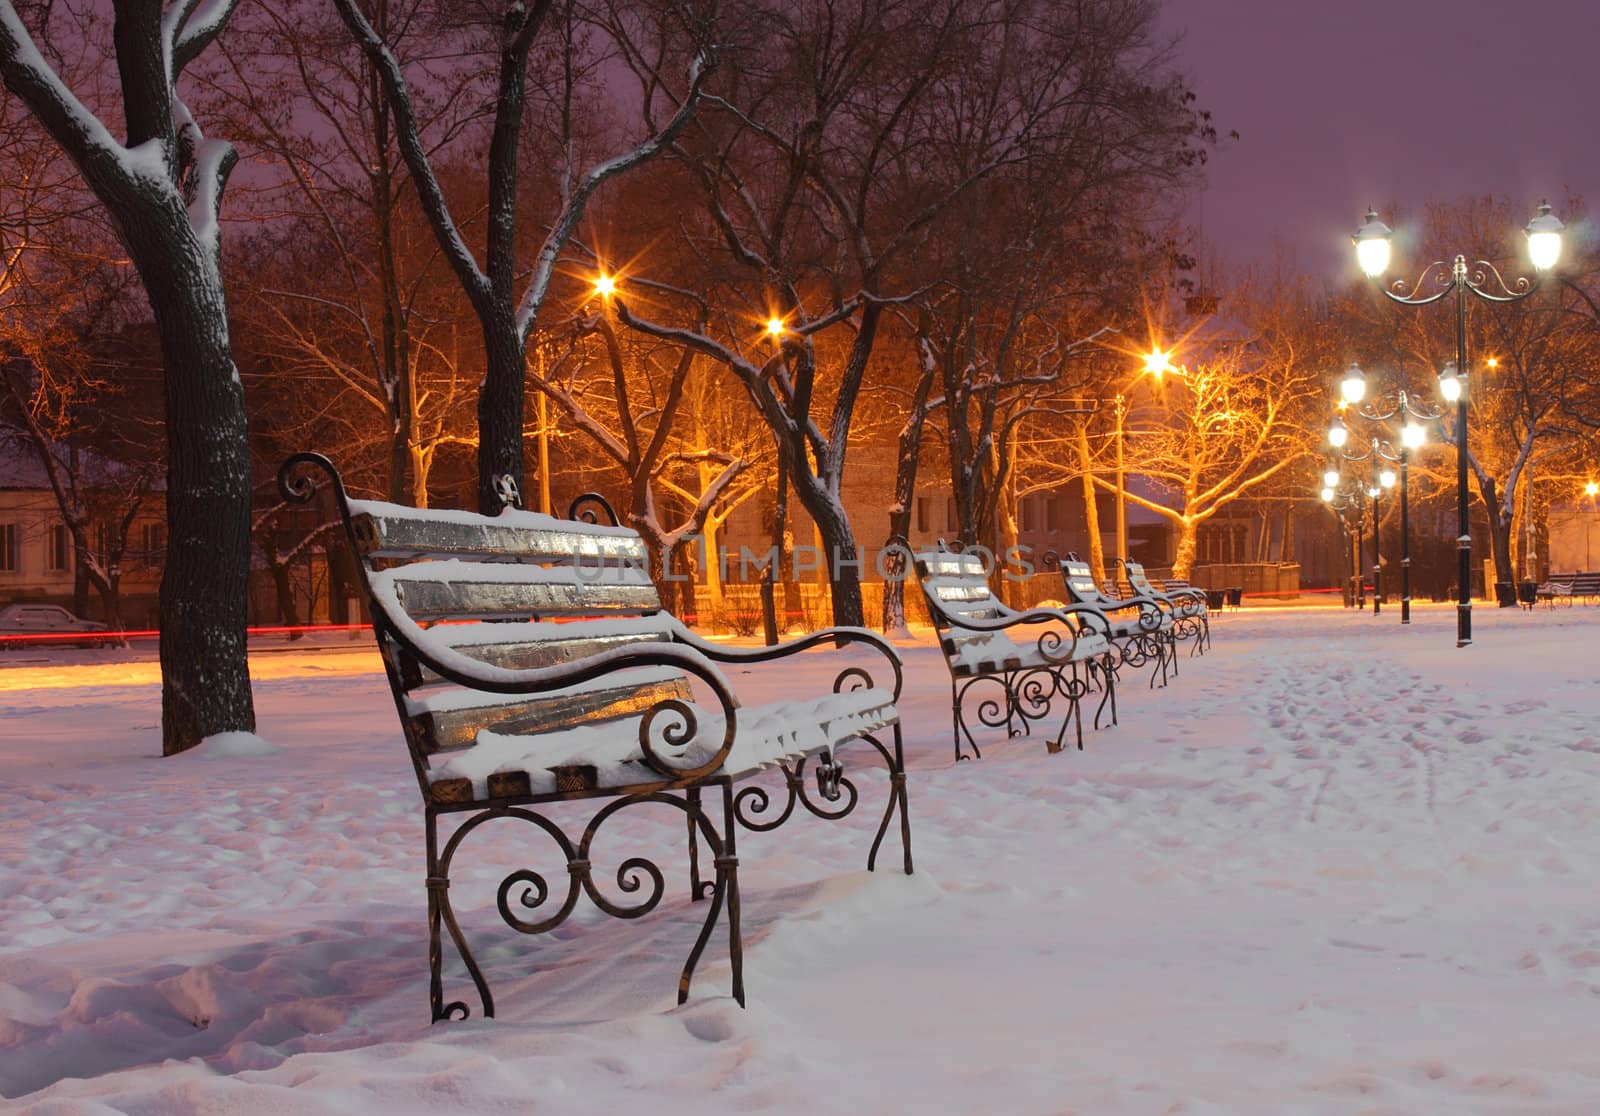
279,452,912,1021
1537,572,1600,606
915,545,1117,761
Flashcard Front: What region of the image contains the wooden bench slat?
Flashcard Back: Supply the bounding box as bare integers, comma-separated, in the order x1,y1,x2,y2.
373,560,662,621
349,499,648,564
405,668,694,754
426,616,680,678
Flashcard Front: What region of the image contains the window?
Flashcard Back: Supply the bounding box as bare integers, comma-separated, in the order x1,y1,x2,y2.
915,496,931,533
0,524,16,572
46,525,70,572
945,497,957,533
94,523,113,563
1019,496,1036,533
1046,495,1062,532
141,522,165,566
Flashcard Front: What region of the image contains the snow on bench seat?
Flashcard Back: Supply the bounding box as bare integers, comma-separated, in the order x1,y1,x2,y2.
426,685,898,801
945,626,1110,677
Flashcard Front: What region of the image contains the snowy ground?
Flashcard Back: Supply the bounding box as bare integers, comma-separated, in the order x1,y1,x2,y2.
6,603,1600,1113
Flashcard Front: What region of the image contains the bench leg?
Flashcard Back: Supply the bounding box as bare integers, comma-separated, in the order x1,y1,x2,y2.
1091,652,1118,730
952,676,998,762
866,724,914,877
425,807,495,1023
1049,665,1086,752
675,783,742,1007
687,786,711,902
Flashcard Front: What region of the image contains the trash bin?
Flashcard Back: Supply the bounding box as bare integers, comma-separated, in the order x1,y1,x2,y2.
1226,586,1243,608
1205,588,1226,610
1494,581,1517,608
1517,580,1537,609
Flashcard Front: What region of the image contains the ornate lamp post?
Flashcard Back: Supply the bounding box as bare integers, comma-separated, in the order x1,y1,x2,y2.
1352,202,1564,646
1320,474,1372,608
1330,363,1442,623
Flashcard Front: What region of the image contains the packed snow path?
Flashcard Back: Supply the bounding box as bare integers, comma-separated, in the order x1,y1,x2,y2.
5,605,1600,1112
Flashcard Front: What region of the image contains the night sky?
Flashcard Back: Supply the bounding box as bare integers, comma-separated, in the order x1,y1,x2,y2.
1161,0,1600,279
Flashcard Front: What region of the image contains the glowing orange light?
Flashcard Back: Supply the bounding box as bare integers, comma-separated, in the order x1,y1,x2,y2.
1143,348,1174,378
1587,481,1598,497
594,273,617,298
1485,356,1498,369
765,317,785,338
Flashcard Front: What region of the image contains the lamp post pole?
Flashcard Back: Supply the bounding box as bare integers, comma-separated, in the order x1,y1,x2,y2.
1400,445,1412,623
1452,264,1471,641
1114,393,1127,568
1356,494,1366,609
1371,482,1382,616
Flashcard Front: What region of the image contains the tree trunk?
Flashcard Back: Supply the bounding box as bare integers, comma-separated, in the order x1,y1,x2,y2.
1075,421,1105,583
1481,479,1515,604
133,235,255,755
881,378,932,637
477,320,527,513
697,456,726,629
1171,519,1198,579
270,559,302,630
73,549,90,618
760,463,783,644
91,572,127,639
808,492,863,627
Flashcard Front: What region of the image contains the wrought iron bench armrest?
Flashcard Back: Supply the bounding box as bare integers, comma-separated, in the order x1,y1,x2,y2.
372,594,741,781
672,623,904,701
932,606,1096,666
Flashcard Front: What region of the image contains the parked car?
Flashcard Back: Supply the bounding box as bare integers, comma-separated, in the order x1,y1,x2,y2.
0,603,112,646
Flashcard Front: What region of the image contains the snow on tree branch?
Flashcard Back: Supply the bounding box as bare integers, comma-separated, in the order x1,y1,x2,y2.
514,47,717,342
0,6,132,180
164,0,241,80
329,0,489,306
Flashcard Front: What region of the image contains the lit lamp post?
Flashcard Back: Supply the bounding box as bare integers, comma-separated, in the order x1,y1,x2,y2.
1320,472,1371,608
1352,201,1564,646
1331,362,1441,623
1113,348,1175,568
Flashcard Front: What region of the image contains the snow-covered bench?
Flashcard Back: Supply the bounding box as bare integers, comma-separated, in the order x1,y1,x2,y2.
1124,560,1210,656
1058,555,1175,688
1537,573,1576,605
278,452,912,1022
913,544,1116,762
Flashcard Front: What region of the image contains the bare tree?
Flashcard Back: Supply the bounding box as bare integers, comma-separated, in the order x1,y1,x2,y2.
620,0,1217,626
1045,282,1329,577
530,303,760,611
0,0,256,754
205,0,486,503
331,0,715,513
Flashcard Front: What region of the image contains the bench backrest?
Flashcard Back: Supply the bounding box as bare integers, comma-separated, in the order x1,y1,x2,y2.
1060,559,1104,606
913,547,1025,672
1123,561,1164,599
347,499,691,799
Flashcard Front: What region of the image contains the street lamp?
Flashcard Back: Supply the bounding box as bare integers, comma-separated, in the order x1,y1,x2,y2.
1113,349,1182,569
1328,414,1350,448
1320,474,1369,608
1327,365,1444,624
1339,362,1367,404
1351,200,1563,646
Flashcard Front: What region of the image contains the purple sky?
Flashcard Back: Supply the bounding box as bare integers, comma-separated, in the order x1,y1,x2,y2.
1160,0,1600,280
